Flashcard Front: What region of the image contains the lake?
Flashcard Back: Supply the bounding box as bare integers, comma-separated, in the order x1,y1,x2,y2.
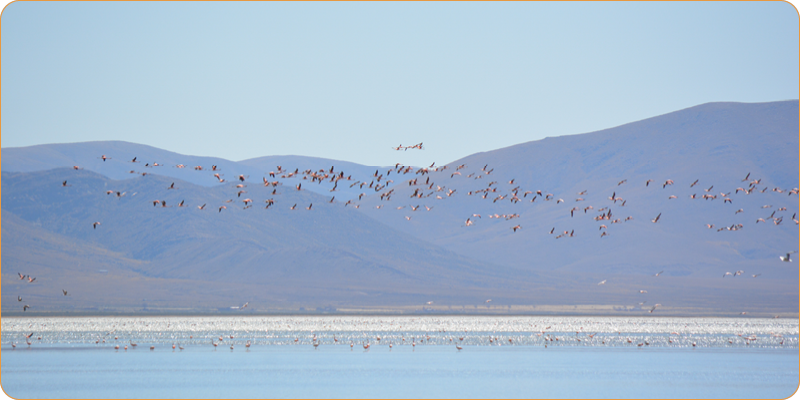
2,316,798,399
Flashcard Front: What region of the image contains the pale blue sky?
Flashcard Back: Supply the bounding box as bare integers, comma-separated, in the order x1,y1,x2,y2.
2,1,797,167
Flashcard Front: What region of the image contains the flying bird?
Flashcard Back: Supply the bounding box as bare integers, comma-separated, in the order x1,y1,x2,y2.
651,213,661,223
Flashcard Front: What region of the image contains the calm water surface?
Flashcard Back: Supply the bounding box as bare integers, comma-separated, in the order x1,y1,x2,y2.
2,316,798,399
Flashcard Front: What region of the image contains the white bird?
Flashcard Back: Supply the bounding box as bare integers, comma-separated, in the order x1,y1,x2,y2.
598,280,607,285
780,252,796,262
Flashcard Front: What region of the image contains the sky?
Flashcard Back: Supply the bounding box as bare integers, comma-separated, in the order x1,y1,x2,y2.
1,1,798,168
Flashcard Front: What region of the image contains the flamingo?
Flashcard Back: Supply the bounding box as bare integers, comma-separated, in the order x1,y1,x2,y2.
92,222,101,229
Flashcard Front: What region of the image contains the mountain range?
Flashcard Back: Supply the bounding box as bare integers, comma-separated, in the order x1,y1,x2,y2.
2,100,798,316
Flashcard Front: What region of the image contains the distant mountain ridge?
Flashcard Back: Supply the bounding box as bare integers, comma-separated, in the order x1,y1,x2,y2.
2,101,798,316
356,100,799,273
1,141,386,201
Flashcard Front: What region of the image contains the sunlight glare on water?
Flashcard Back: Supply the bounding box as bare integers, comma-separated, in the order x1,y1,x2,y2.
2,316,797,349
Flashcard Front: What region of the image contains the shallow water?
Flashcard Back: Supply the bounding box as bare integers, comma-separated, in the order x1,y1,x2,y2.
2,316,798,398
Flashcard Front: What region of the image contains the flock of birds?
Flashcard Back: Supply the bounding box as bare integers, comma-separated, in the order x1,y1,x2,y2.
10,144,799,319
